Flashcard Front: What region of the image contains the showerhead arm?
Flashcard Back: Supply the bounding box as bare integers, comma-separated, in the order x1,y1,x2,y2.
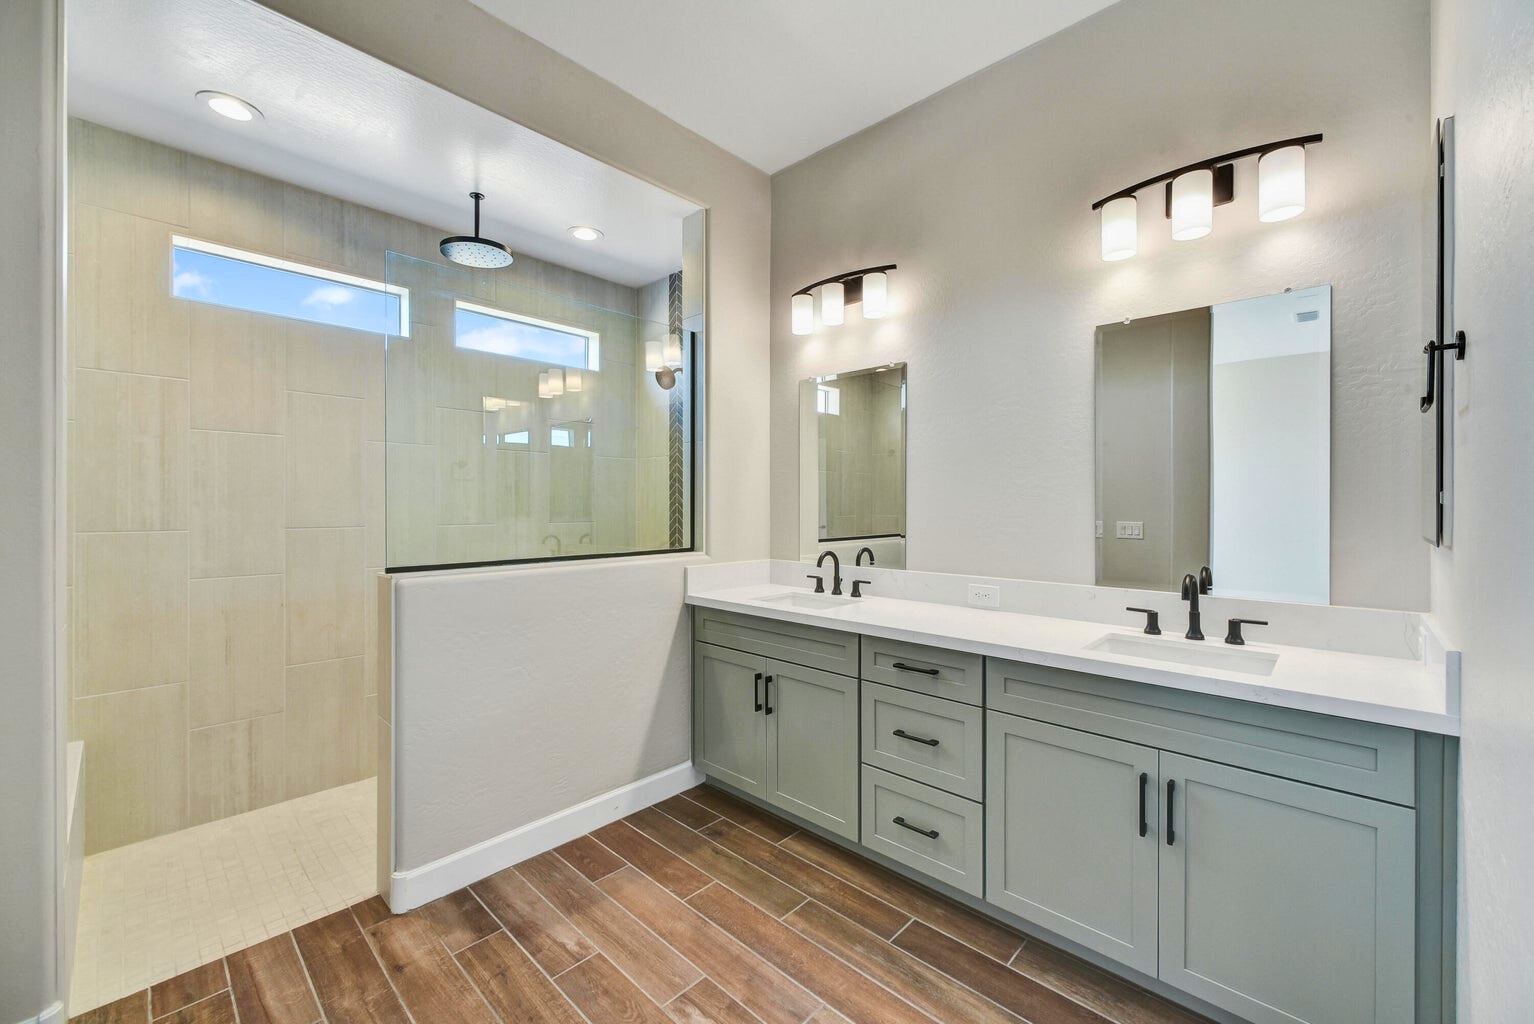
470,191,483,236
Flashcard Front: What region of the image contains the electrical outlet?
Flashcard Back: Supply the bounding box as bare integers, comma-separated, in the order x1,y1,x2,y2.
1115,521,1144,540
1095,520,1103,538
967,583,1001,609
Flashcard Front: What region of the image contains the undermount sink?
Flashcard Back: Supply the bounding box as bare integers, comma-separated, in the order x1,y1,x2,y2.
755,591,857,611
1086,632,1279,676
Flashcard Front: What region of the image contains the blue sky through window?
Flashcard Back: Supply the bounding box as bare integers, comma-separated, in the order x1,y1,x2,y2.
171,241,405,335
455,302,596,369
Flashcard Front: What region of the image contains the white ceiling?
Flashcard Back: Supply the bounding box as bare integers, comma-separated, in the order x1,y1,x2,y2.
469,0,1123,173
67,0,698,287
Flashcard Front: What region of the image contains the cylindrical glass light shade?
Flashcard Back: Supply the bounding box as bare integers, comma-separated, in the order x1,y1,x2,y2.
644,339,663,372
547,368,564,396
821,281,845,326
1258,145,1307,222
1170,169,1214,241
537,371,551,399
664,330,683,367
1100,196,1138,261
791,292,814,335
861,272,888,318
564,369,582,392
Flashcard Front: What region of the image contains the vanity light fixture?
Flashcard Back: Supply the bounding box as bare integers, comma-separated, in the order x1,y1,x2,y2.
537,371,551,399
547,368,565,396
1093,135,1321,260
790,265,897,334
564,368,582,392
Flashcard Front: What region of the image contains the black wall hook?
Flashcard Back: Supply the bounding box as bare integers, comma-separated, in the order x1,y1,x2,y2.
1420,330,1468,412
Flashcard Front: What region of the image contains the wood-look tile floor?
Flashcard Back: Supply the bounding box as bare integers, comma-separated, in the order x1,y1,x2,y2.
72,785,1211,1024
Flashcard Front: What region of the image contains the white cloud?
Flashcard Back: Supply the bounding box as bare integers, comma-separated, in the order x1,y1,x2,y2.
301,284,356,309
172,270,212,297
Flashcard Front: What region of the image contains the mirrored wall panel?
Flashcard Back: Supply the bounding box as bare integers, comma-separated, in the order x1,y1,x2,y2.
799,364,907,569
385,252,694,569
1095,286,1330,604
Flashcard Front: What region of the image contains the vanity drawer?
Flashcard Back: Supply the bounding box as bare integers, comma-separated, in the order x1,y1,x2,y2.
861,636,983,705
986,658,1417,805
861,683,983,800
694,606,859,677
861,766,983,897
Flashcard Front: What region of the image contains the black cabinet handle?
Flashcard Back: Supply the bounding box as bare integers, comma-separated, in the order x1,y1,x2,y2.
1138,772,1148,837
763,674,773,716
753,672,763,713
892,662,939,676
892,816,939,839
893,729,940,747
1166,779,1176,846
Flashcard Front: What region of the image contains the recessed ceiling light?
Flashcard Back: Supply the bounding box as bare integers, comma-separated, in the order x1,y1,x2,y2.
196,90,262,122
568,226,604,241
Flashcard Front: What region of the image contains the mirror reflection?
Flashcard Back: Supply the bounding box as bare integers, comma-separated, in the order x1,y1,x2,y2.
1095,286,1331,604
799,364,907,569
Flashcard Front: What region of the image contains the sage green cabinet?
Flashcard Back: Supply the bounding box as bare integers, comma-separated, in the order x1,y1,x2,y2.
1159,752,1416,1024
765,663,859,840
693,643,767,798
693,641,858,841
986,714,1160,975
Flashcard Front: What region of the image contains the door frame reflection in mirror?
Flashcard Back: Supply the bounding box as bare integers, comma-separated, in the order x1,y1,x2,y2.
798,363,908,570
1094,285,1331,605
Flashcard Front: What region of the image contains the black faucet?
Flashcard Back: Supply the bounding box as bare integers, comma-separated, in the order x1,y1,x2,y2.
816,550,844,596
1198,565,1213,595
1180,573,1205,640
855,546,876,567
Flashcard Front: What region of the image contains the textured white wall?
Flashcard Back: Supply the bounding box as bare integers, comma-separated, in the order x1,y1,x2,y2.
770,0,1432,611
1428,0,1534,1016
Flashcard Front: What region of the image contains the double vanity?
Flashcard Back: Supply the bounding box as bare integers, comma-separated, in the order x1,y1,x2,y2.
686,561,1459,1024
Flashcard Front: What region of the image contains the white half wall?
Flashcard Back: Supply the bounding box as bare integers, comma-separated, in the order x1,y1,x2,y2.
769,0,1433,611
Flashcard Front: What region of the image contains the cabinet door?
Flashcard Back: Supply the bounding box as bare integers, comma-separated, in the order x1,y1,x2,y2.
693,643,767,797
986,713,1160,975
1159,752,1415,1024
765,661,859,840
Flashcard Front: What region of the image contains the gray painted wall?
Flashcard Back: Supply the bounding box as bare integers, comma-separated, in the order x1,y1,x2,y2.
770,0,1432,611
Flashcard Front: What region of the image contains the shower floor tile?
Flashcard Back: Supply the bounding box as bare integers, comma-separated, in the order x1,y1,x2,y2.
70,777,376,1015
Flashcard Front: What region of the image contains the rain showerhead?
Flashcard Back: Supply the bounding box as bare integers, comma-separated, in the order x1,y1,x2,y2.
440,192,513,269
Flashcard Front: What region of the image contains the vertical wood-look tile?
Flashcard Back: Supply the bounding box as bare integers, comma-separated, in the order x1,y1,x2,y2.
455,931,584,1024
652,794,722,831
285,528,365,664
597,868,820,1024
283,657,365,798
893,920,1112,1024
590,821,712,899
70,203,190,377
75,531,188,696
189,430,285,577
555,834,626,881
188,714,285,824
780,829,1024,961
785,901,1022,1024
187,574,285,728
74,369,189,532
364,913,497,1024
349,895,395,930
286,392,364,528
69,990,148,1024
683,786,797,842
417,889,500,952
73,683,188,852
626,808,805,917
554,954,674,1024
188,304,286,434
686,884,934,1024
665,979,758,1024
1008,941,1214,1024
154,992,237,1024
291,908,411,1024
225,934,322,1024
518,852,700,1003
699,819,910,938
469,866,595,975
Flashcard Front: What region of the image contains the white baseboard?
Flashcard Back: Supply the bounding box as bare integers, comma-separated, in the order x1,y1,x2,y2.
388,761,703,912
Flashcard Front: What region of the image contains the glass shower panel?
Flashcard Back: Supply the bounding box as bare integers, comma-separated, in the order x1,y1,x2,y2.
384,251,691,569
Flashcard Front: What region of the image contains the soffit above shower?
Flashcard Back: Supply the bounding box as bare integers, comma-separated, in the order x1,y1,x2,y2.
67,0,700,287
467,0,1123,174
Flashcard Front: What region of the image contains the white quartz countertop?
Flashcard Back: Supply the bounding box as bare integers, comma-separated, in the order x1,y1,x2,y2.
686,581,1460,735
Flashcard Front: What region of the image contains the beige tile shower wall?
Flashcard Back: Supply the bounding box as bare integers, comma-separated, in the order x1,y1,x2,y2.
67,119,655,852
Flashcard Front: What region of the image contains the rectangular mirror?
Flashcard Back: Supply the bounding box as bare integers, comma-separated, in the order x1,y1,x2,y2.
1095,286,1331,604
799,363,907,569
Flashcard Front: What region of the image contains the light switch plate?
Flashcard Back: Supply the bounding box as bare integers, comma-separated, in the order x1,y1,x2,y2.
1115,521,1144,540
967,583,1001,609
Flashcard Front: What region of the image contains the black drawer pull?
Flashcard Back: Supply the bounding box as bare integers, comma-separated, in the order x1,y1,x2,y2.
763,674,774,715
892,816,939,839
892,662,940,676
1166,779,1176,846
753,672,763,713
1138,772,1148,838
892,728,940,747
